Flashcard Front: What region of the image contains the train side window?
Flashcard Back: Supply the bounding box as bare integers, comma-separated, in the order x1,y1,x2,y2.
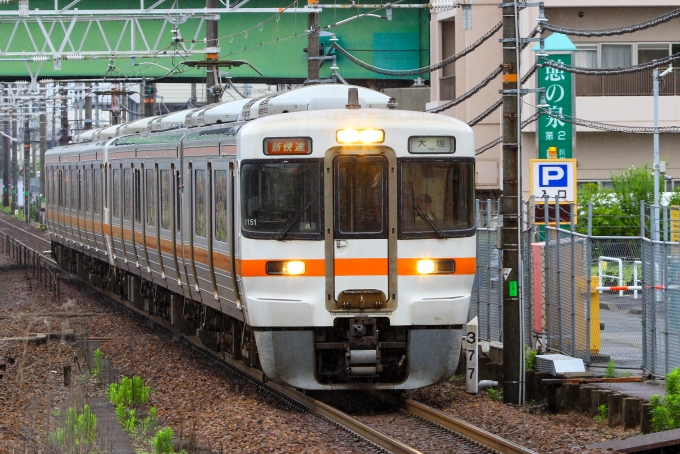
123,168,131,221
335,156,386,236
214,170,228,242
58,170,63,207
134,169,141,223
176,170,181,232
85,169,93,213
70,169,76,210
78,169,83,211
195,169,206,238
112,169,120,218
160,170,171,230
146,169,155,227
94,168,101,215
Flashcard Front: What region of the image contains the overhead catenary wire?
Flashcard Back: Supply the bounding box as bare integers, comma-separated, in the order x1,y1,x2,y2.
542,6,680,37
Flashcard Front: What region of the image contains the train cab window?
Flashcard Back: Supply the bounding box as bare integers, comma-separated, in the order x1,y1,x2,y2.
194,169,206,238
94,169,101,215
146,169,155,227
214,170,228,242
85,169,93,213
123,168,132,221
399,159,475,239
112,169,121,218
160,170,171,230
335,156,387,237
241,160,322,240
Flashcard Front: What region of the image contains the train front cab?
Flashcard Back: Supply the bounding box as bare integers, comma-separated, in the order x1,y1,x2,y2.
240,112,476,390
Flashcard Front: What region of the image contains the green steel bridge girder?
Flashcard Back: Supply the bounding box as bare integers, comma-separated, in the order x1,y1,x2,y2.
0,0,431,83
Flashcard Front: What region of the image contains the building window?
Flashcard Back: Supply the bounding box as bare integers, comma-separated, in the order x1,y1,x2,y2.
574,45,597,68
638,43,669,65
601,44,632,69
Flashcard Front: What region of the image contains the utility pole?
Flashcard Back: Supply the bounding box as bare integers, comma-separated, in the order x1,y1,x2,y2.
501,0,522,405
11,108,18,213
2,84,8,207
60,84,69,145
85,83,93,130
307,1,320,82
23,116,30,223
205,0,219,104
40,99,47,224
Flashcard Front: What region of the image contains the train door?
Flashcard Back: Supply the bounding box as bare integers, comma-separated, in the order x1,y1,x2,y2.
326,150,398,312
93,164,105,258
212,161,238,307
157,162,182,296
143,165,164,286
188,161,208,303
121,164,136,267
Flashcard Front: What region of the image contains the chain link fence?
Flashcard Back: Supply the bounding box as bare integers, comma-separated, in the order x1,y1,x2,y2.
471,198,680,377
470,200,534,347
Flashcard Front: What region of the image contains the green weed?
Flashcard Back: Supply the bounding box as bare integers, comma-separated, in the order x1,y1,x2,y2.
487,388,502,401
594,404,607,423
152,427,175,454
650,367,680,432
50,405,97,451
604,361,616,378
91,348,103,379
107,375,151,407
525,346,537,371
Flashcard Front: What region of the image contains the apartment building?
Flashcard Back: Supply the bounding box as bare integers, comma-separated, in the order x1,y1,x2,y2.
427,0,680,199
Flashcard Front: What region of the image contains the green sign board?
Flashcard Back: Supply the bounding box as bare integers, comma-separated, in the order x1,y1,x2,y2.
537,54,573,159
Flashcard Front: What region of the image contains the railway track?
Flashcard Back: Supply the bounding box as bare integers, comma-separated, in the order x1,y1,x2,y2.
0,213,537,454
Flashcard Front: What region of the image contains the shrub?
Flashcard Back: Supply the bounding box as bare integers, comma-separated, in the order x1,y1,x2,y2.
594,404,607,423
487,388,502,401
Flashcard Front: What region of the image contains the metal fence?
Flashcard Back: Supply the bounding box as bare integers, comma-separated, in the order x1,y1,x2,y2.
471,198,680,377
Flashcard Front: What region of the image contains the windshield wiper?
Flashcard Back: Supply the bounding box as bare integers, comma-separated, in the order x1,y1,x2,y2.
276,200,314,241
414,204,448,239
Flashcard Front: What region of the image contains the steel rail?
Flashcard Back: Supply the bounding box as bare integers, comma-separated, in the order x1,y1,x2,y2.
0,220,420,454
0,218,51,246
0,217,533,454
375,391,538,454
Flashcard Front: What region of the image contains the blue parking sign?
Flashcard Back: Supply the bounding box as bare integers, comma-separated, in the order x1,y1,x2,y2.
530,159,576,202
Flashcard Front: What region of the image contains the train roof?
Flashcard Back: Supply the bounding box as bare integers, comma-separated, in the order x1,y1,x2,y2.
71,84,394,144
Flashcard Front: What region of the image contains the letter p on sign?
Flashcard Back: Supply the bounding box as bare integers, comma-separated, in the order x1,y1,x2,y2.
539,165,567,187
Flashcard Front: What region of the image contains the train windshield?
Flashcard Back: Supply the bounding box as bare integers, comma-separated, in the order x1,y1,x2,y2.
399,159,475,238
241,159,323,240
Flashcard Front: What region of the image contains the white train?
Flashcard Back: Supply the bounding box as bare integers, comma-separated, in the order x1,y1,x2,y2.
45,84,476,390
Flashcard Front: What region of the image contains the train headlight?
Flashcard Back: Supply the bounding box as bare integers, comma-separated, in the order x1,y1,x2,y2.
336,129,384,144
417,259,455,274
266,260,306,275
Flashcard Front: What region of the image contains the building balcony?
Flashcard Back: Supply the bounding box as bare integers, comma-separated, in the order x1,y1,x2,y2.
576,70,680,97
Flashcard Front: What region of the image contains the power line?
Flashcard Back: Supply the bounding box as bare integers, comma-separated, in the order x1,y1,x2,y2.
542,7,680,37
427,67,502,113
330,20,501,77
539,51,680,76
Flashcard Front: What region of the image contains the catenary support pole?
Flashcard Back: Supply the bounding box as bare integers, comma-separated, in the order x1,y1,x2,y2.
23,117,30,223
205,0,219,104
40,99,47,222
501,1,522,405
307,6,320,81
11,108,18,213
59,84,69,145
85,83,93,130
